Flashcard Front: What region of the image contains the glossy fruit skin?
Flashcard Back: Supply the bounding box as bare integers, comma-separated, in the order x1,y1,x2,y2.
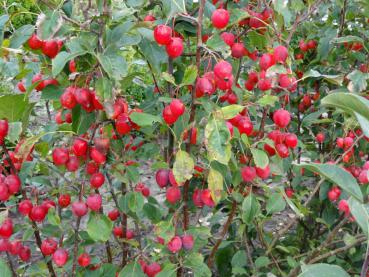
200,189,215,207
113,226,123,238
116,114,131,135
19,245,31,262
328,186,341,201
145,263,162,277
19,200,33,216
166,37,184,58
156,169,169,188
29,206,47,222
273,109,291,129
42,40,59,59
241,166,256,182
5,174,21,194
257,78,272,91
166,186,181,204
52,148,70,166
0,184,9,201
144,14,156,22
71,201,88,217
52,248,69,267
255,165,270,179
0,219,13,239
338,199,350,216
211,9,230,29
78,253,91,267
285,188,294,198
259,53,275,70
274,45,288,63
276,143,289,158
0,120,9,138
28,33,43,49
167,236,182,253
58,194,71,208
181,234,194,250
72,138,88,157
90,148,106,164
285,133,298,148
154,25,172,45
214,60,233,80
66,156,79,172
169,99,185,117
237,118,253,136
60,88,77,109
86,194,102,211
90,172,105,188
41,238,58,256
316,132,325,143
17,82,26,92
108,209,120,221
231,43,247,58
220,32,235,46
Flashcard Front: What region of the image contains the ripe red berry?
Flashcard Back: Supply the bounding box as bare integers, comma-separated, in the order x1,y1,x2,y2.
19,200,33,216
214,60,233,80
116,114,131,135
154,25,172,45
90,172,105,188
241,166,256,182
72,138,88,157
108,209,120,221
196,77,215,97
145,263,162,277
75,88,92,110
42,40,59,59
0,119,9,139
65,156,79,172
58,194,71,208
273,45,288,63
316,133,325,143
28,33,43,49
162,105,178,125
220,32,235,46
18,245,31,261
156,169,169,188
17,81,26,93
5,175,21,195
0,219,13,239
169,99,185,117
0,184,9,201
211,9,230,29
181,234,194,250
52,148,70,166
327,186,341,202
259,53,275,71
285,133,298,148
275,143,289,158
166,37,184,58
237,118,253,136
166,186,181,204
29,206,47,222
71,201,88,217
231,43,247,58
257,78,272,91
52,248,68,267
299,40,308,52
90,147,106,164
78,253,91,267
255,165,270,179
41,238,58,256
273,109,291,129
359,170,369,184
86,194,102,211
343,137,353,149
167,236,182,253
113,226,123,238
144,14,156,22
60,88,77,109
285,188,294,198
338,199,350,216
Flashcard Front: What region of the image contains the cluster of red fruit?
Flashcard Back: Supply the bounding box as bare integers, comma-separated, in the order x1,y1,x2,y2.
0,219,31,262
296,39,318,59
60,86,103,113
327,186,351,218
343,41,364,52
162,99,185,125
220,32,258,60
28,33,62,59
138,260,161,277
166,234,194,253
153,25,184,58
17,72,59,94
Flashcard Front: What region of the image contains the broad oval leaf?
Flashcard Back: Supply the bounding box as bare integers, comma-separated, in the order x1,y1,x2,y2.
0,258,11,277
87,213,113,242
251,148,269,168
266,193,286,214
242,193,260,224
119,261,146,277
129,112,162,127
299,263,350,277
10,24,34,48
182,65,198,86
205,119,231,164
173,150,194,183
348,197,369,236
219,105,244,120
208,168,223,204
294,163,363,202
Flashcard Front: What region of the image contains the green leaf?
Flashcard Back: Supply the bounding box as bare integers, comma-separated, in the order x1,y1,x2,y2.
242,193,260,224
127,192,145,213
87,213,113,242
0,15,9,46
119,261,146,277
72,106,96,135
0,258,11,277
257,95,279,107
95,77,112,101
156,263,177,277
229,9,250,26
47,208,61,226
7,122,22,143
231,250,247,267
0,94,33,128
208,168,223,204
251,148,269,168
41,85,64,100
205,119,231,165
162,0,186,18
129,112,162,127
9,24,34,48
38,11,61,40
346,70,369,92
97,47,128,81
162,72,176,85
299,263,350,277
302,69,344,86
332,35,365,45
219,105,244,120
183,253,211,277
294,163,363,202
266,193,286,214
273,0,292,27
52,51,88,77
348,198,369,236
182,65,198,86
255,256,270,268
143,202,163,223
139,38,167,74
206,33,229,55
173,150,194,183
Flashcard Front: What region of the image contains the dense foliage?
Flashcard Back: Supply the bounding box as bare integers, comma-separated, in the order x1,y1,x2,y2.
0,0,369,276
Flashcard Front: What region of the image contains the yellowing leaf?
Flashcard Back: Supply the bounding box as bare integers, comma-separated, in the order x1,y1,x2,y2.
173,150,194,183
208,168,223,204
